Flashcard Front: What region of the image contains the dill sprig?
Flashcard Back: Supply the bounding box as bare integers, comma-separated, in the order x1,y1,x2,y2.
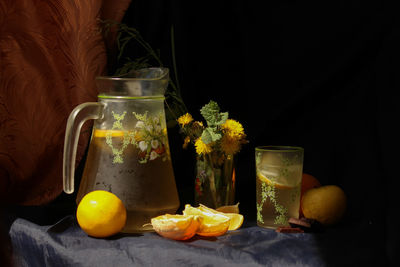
101,19,187,126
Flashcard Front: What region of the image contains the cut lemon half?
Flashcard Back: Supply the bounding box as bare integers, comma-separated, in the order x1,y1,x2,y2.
93,129,126,137
183,204,230,237
199,204,243,231
151,214,202,240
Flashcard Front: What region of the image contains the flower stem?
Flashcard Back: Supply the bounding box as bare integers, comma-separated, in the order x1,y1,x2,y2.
223,154,234,205
206,154,218,208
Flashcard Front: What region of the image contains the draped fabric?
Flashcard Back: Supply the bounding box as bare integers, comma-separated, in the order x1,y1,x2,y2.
8,215,382,267
0,0,131,205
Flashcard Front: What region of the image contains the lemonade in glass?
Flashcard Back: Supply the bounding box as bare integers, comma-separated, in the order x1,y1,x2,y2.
255,146,304,229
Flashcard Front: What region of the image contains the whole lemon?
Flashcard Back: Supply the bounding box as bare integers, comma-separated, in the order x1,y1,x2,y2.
76,190,127,238
301,185,347,225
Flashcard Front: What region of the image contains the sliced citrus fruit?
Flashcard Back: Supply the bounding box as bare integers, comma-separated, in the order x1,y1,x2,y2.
216,203,240,214
183,204,230,237
199,204,244,231
151,214,202,240
257,170,300,190
93,129,126,137
76,190,127,238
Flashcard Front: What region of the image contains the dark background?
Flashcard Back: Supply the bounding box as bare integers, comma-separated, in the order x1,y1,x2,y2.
114,0,398,264
3,1,399,266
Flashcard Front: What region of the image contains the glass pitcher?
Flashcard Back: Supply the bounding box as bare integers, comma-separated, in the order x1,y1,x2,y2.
63,68,180,233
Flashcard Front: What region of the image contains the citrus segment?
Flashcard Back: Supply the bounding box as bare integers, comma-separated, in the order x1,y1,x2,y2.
151,214,202,240
183,204,230,236
199,204,243,231
216,203,240,214
76,190,127,238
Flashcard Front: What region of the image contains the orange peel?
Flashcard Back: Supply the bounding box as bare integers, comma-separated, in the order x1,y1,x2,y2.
151,214,202,240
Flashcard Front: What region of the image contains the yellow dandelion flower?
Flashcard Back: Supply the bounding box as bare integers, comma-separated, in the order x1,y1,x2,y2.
195,138,212,155
221,119,245,139
177,113,193,127
221,135,241,155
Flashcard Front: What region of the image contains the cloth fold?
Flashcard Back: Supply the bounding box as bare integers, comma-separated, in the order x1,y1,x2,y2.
8,214,384,266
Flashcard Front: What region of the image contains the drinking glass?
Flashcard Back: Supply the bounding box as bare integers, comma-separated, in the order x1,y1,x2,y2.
255,146,304,229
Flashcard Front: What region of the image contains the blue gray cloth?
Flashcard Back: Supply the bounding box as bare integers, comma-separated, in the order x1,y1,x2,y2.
9,215,384,267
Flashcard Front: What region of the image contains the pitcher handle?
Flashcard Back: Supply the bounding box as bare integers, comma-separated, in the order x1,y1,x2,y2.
63,102,104,194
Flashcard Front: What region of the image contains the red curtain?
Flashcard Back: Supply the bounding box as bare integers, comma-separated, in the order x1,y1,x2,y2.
0,0,131,205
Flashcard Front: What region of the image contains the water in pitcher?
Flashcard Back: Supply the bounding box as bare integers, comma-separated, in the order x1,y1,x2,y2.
62,68,181,233
77,129,180,233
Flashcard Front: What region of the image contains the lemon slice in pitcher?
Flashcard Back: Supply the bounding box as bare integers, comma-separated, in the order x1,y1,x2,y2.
93,129,126,137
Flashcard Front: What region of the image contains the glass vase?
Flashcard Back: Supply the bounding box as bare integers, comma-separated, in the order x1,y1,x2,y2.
194,153,236,209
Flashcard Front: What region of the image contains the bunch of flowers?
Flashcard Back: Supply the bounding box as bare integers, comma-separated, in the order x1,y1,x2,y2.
177,100,248,164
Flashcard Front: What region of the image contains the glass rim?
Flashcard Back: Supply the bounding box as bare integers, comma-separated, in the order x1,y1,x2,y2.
95,67,169,81
255,145,304,152
97,95,165,100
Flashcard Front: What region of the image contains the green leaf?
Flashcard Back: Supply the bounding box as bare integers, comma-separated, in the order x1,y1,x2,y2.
200,100,228,127
201,127,221,144
217,112,229,125
200,100,220,126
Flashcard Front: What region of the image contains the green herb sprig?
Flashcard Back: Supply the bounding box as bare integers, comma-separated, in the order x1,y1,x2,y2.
101,20,187,126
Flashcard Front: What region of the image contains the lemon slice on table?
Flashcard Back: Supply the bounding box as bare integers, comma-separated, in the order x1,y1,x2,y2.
183,204,230,236
198,204,244,231
151,214,202,240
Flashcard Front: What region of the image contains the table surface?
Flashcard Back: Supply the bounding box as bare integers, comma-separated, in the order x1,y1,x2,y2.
7,213,385,267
